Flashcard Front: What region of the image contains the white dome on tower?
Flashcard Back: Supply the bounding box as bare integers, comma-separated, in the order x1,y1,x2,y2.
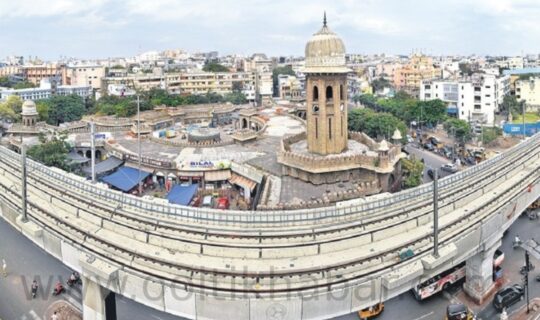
303,13,350,74
21,100,38,116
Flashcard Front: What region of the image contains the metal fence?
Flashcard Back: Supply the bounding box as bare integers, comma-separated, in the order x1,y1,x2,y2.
0,132,538,223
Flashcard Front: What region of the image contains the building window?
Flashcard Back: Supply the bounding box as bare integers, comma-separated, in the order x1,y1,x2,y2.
329,118,332,140
340,85,344,100
313,86,319,100
326,86,333,100
315,118,318,139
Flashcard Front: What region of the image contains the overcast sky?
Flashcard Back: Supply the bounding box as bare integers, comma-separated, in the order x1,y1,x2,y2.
1,0,539,60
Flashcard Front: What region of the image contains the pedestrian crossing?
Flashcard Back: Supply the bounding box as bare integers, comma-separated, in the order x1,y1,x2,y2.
20,310,41,320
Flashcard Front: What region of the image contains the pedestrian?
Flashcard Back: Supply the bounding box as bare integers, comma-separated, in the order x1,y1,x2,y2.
2,259,6,277
51,311,58,320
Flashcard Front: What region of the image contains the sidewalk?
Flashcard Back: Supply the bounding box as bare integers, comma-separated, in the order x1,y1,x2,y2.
510,298,540,320
45,300,82,320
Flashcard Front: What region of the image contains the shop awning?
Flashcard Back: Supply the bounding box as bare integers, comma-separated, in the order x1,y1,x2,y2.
101,166,151,192
177,171,204,177
67,151,90,164
166,184,198,206
205,170,231,182
82,156,123,176
229,173,257,192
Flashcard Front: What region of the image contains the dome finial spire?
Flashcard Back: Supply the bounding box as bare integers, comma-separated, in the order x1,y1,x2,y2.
323,11,327,27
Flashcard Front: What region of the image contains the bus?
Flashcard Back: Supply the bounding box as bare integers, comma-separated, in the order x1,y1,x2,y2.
413,249,505,300
412,262,466,300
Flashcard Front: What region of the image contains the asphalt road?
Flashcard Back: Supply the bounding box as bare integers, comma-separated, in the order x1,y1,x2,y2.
0,218,184,320
404,144,454,182
336,211,540,320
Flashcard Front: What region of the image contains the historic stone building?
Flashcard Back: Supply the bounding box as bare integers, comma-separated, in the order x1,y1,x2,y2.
278,14,404,190
304,14,350,155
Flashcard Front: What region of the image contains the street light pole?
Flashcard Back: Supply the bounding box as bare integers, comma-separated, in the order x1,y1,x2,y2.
522,100,526,140
137,95,142,195
90,122,96,183
524,251,530,314
20,144,28,222
433,168,439,258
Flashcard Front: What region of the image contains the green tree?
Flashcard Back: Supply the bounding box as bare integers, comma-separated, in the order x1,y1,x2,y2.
13,81,36,89
202,62,229,73
406,99,447,127
371,77,391,92
443,118,471,143
401,158,424,188
27,134,71,171
500,94,521,117
0,96,23,121
232,81,244,92
0,76,10,87
272,65,295,96
43,95,86,125
458,63,473,76
35,100,50,122
348,108,407,142
224,92,247,105
481,127,502,145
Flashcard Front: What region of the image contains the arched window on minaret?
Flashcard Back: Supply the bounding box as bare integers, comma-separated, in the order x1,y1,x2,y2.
326,86,333,101
313,86,319,100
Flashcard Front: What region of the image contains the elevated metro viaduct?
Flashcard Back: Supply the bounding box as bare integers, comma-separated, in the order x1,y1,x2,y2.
0,134,539,320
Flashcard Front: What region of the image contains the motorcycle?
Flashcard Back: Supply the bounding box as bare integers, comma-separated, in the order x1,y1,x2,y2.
52,282,64,296
67,273,81,287
536,274,540,282
513,239,522,249
520,263,536,275
31,284,38,299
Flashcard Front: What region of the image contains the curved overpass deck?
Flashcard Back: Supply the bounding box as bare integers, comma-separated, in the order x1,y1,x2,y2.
0,135,539,319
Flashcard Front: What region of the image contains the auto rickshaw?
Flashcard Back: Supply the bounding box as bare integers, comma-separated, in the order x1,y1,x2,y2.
358,303,384,319
445,303,474,320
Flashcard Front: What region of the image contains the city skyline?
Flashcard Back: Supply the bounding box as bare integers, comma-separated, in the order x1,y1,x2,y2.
1,0,540,60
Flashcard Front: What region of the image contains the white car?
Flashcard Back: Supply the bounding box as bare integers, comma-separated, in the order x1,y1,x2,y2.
440,163,458,173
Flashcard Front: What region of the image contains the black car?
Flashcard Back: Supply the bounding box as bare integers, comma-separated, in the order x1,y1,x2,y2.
429,137,440,146
493,284,524,312
423,143,435,151
426,168,435,180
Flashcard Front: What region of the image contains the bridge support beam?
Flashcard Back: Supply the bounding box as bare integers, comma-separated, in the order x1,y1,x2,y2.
463,243,500,304
83,276,117,320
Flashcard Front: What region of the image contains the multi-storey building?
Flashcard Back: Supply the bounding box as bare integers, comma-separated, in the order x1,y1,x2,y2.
277,74,303,101
0,77,91,101
420,74,510,125
515,77,540,111
374,62,402,83
394,54,441,97
22,64,65,86
63,65,106,91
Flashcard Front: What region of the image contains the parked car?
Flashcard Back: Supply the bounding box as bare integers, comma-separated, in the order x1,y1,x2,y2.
423,143,435,151
442,146,453,158
441,163,458,173
406,135,414,143
429,137,440,146
201,195,214,208
426,168,435,180
216,197,230,209
493,284,524,312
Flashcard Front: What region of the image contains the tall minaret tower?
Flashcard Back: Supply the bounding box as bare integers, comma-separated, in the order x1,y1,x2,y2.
303,13,350,155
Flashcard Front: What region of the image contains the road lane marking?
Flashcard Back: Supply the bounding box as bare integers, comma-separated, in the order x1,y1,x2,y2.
28,310,41,320
413,311,434,320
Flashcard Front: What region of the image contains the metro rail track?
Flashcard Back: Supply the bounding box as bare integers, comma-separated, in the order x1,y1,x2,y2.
0,139,539,294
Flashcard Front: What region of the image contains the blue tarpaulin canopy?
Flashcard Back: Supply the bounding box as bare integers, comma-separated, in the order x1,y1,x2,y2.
167,184,198,206
101,166,151,192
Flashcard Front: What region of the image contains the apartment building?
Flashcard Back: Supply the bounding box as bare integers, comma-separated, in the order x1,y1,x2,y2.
420,74,510,125
277,74,303,101
22,64,65,86
0,77,91,101
63,65,106,91
515,77,540,111
394,54,441,97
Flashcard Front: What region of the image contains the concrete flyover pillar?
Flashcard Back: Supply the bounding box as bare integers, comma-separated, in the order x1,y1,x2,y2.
83,276,117,320
463,242,500,304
